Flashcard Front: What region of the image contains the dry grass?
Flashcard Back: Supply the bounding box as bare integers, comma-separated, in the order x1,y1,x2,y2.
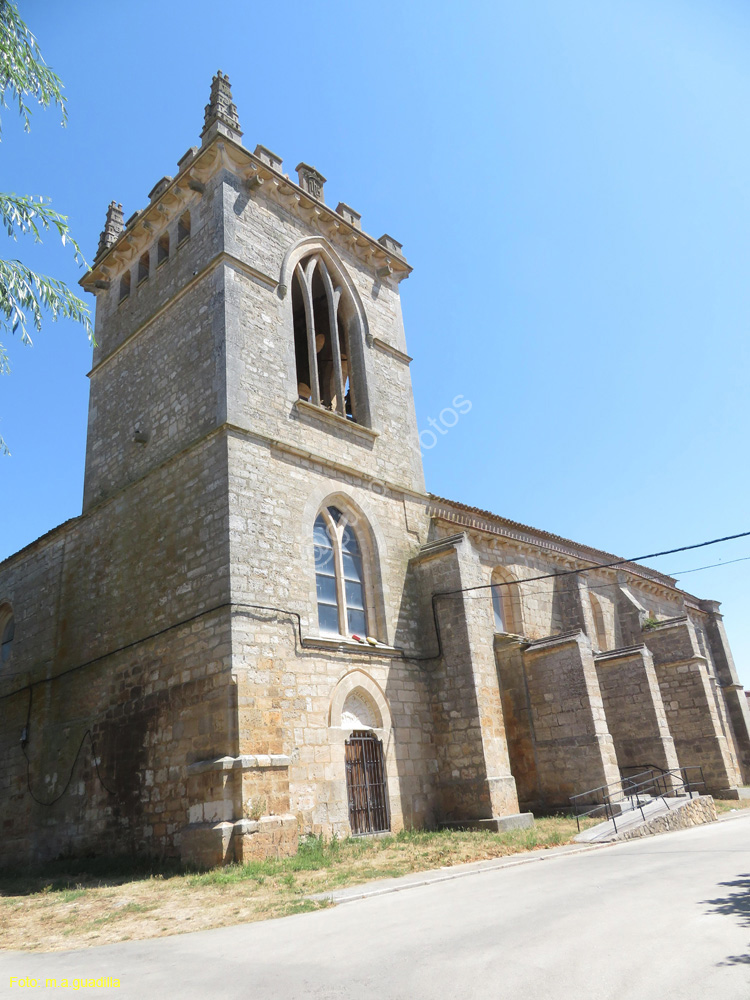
0,816,597,952
713,797,750,815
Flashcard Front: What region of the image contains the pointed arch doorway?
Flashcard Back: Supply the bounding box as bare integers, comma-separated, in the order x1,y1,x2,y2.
344,731,390,835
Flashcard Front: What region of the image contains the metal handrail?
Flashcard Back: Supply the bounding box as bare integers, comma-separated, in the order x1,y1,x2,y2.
570,764,707,832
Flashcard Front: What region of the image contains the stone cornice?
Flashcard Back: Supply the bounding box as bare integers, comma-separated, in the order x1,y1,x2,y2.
293,399,379,442
594,643,648,663
187,754,291,774
643,615,689,632
226,423,429,505
524,629,585,653
301,635,402,657
372,337,412,364
81,134,411,292
409,533,465,566
427,496,681,596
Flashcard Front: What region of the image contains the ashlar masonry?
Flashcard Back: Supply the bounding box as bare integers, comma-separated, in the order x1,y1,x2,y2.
1,73,748,867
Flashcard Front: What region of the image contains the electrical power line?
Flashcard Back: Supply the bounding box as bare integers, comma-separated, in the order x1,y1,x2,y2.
446,529,750,597
668,555,750,577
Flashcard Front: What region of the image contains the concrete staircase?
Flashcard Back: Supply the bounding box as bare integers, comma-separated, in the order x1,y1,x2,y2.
574,792,716,843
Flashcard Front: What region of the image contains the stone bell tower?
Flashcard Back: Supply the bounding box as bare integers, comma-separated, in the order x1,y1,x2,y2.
81,71,424,513
79,72,433,865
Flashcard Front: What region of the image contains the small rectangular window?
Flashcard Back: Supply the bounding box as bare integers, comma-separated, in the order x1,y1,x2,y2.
177,211,191,245
157,233,169,266
138,251,149,284
119,271,131,302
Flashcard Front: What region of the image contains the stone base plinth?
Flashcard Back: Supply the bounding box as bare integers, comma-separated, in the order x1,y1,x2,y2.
180,813,298,868
234,814,298,863
440,812,535,833
180,820,235,869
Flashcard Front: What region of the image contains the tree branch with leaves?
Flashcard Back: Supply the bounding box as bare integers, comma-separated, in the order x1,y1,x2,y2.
0,0,92,454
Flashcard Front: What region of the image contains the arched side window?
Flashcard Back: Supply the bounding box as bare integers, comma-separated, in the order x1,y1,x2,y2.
490,568,523,635
138,251,149,284
293,254,357,421
590,593,607,651
177,210,191,245
1,607,14,665
314,506,367,637
491,583,506,632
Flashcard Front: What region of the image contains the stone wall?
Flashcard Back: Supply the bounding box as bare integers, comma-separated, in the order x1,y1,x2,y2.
516,631,621,807
614,794,717,842
494,636,540,808
410,535,518,822
0,434,234,866
644,620,742,793
83,171,225,510
2,111,748,872
594,644,680,780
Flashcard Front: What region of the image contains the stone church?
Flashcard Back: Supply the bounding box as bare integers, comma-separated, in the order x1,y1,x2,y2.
1,73,749,868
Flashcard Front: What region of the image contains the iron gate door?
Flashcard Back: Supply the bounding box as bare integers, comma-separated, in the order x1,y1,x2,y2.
345,731,390,835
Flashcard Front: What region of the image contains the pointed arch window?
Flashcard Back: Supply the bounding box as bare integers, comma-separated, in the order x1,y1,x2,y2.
490,568,522,636
138,251,149,284
1,610,14,664
293,254,356,421
177,210,191,245
590,593,607,651
491,583,506,632
314,506,367,636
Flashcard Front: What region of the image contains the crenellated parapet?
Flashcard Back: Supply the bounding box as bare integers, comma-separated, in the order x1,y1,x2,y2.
81,71,410,299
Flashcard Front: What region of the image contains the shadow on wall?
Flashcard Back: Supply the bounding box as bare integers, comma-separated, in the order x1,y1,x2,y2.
702,872,750,966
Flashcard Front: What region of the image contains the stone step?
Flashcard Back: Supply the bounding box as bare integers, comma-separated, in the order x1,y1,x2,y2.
574,795,716,844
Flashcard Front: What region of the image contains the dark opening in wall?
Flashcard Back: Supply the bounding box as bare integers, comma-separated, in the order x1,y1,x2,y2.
119,270,131,301
1,607,14,664
311,264,334,409
292,275,310,400
177,211,191,245
292,254,357,422
138,251,149,284
157,232,170,266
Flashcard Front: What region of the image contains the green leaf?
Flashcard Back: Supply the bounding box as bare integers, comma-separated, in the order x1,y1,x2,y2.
0,259,92,343
0,193,88,265
0,0,67,137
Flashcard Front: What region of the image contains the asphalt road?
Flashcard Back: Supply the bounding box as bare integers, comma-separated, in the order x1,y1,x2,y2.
2,813,750,999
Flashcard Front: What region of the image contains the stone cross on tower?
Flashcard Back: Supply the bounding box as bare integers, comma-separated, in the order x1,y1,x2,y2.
94,201,123,262
201,70,243,146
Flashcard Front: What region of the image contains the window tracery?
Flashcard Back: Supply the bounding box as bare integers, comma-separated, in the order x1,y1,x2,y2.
293,254,356,421
314,506,367,637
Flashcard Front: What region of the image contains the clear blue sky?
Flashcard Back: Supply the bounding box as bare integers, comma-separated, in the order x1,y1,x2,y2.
4,0,750,683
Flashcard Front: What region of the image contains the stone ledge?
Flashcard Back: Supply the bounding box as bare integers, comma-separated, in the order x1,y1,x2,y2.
234,813,298,835
371,337,412,365
642,615,689,632
293,399,379,443
525,629,585,653
594,643,648,663
440,813,535,833
187,754,291,775
302,635,401,657
409,533,466,567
